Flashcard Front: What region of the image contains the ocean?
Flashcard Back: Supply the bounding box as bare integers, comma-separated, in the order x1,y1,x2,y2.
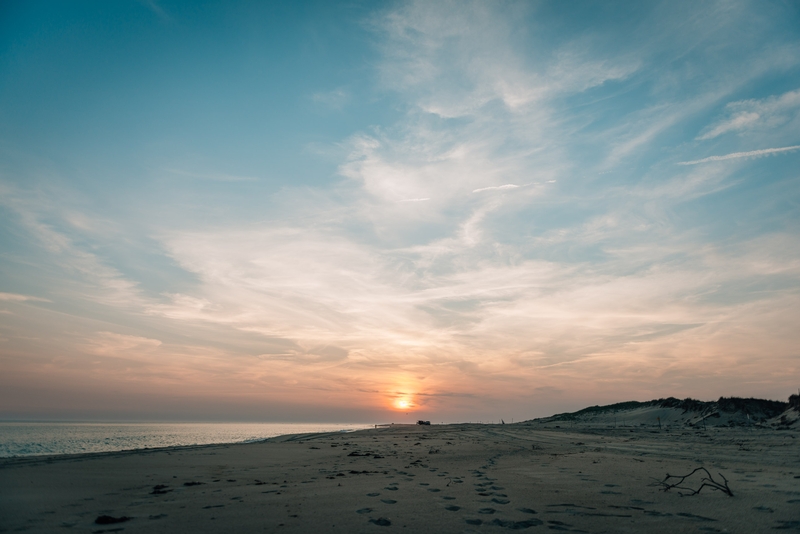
0,422,372,458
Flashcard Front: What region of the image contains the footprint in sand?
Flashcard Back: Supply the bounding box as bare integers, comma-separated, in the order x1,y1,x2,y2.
491,498,510,504
675,512,717,521
644,510,671,517
150,485,171,495
442,496,456,500
491,518,543,529
369,517,391,526
381,499,397,504
445,505,461,511
465,518,482,525
367,493,380,497
356,508,373,514
94,515,131,525
517,508,537,514
384,486,398,491
478,508,496,514
427,488,440,493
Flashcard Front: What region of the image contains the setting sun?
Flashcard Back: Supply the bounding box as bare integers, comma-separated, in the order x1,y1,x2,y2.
394,398,411,410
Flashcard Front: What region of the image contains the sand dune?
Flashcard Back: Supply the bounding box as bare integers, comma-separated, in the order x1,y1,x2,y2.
529,396,800,430
1,402,798,533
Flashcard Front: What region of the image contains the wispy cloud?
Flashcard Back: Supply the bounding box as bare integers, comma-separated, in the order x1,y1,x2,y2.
312,89,349,110
678,145,800,165
85,331,162,356
0,186,146,308
375,0,637,118
0,292,50,302
139,0,170,22
472,184,519,193
698,111,760,140
698,88,800,140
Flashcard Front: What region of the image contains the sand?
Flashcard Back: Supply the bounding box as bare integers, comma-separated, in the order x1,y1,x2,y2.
1,423,798,533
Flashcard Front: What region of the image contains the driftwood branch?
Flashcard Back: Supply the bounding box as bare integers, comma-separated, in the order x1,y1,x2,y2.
658,467,733,497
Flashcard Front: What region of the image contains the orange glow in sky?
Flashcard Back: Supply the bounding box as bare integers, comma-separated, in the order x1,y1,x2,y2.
394,397,413,410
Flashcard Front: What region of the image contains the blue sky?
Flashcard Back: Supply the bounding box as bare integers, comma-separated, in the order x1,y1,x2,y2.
1,0,799,422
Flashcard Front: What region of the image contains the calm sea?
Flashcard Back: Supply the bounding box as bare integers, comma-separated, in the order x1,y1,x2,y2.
0,422,372,458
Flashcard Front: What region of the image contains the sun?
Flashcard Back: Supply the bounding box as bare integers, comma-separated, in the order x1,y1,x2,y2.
393,397,413,410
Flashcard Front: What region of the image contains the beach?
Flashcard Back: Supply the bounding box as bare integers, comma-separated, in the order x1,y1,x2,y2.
1,423,798,533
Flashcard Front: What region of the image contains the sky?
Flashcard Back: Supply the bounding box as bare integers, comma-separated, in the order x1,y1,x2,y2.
1,0,799,423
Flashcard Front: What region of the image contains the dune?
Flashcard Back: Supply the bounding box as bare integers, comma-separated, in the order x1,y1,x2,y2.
1,397,798,533
529,395,799,430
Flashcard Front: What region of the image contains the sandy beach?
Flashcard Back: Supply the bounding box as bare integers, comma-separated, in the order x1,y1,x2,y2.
1,422,798,533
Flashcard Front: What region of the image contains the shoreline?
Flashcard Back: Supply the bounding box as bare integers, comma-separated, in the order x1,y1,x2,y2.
0,422,372,460
1,416,792,462
0,429,364,463
0,424,472,463
0,425,441,464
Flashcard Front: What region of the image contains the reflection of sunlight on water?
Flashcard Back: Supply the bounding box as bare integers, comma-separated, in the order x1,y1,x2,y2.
0,422,372,458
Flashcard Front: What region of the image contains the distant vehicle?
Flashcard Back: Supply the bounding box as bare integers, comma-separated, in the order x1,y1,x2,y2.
417,420,431,425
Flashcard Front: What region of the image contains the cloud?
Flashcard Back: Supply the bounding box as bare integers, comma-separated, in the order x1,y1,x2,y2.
139,0,171,21
678,145,800,165
472,184,519,193
308,345,349,361
0,292,50,302
374,0,637,118
0,185,147,309
86,332,163,357
263,345,350,363
145,214,800,405
312,89,349,110
699,111,760,139
698,88,800,140
602,89,730,166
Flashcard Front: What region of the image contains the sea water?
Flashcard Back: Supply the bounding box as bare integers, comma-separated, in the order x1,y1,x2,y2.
0,422,372,458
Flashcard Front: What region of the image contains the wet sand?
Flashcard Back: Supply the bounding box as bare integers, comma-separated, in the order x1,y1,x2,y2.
1,423,798,533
